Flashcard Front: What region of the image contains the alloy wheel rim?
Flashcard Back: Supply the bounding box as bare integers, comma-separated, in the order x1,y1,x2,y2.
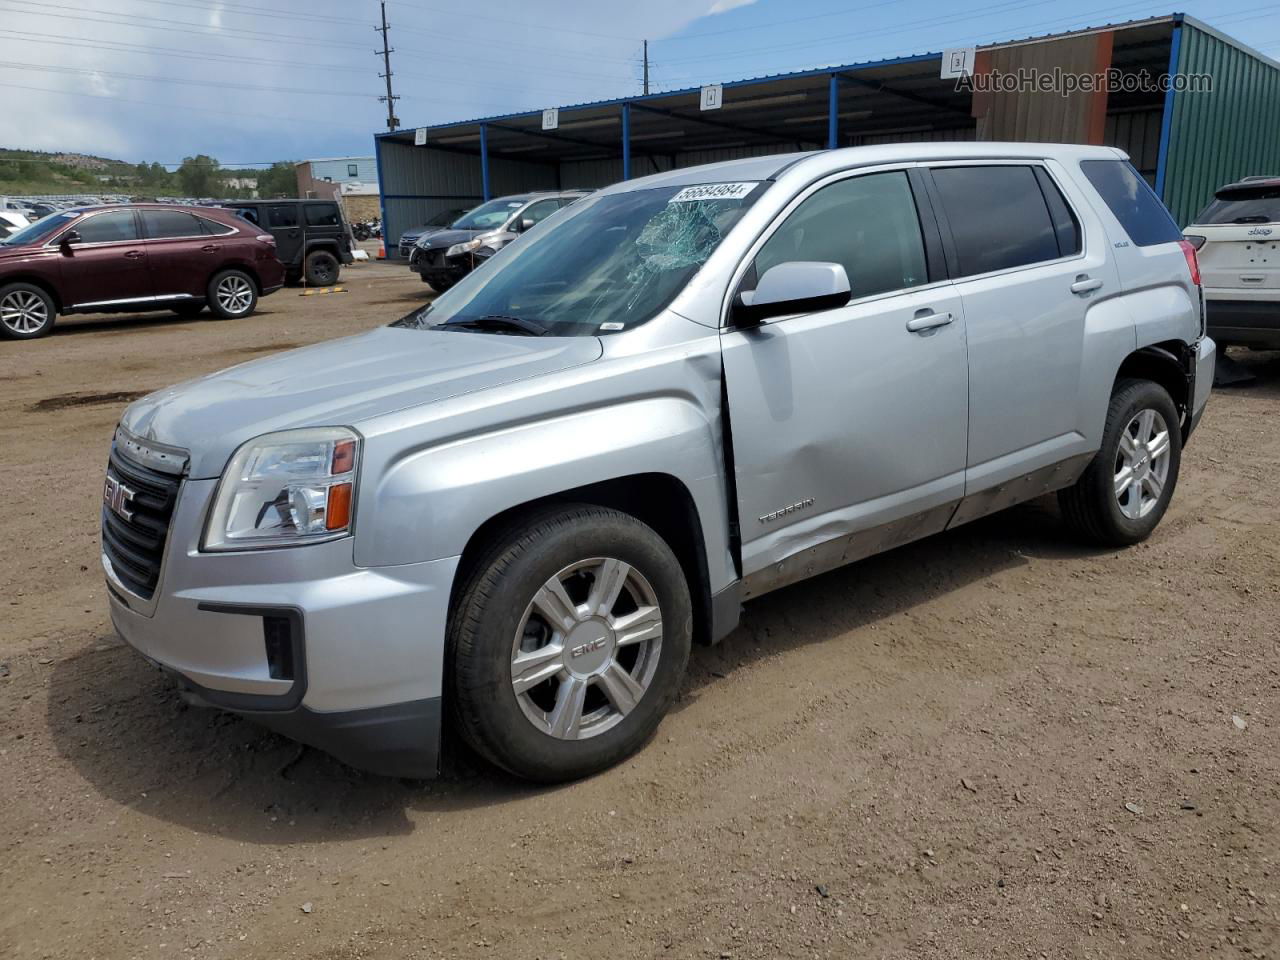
216,276,253,314
1114,407,1171,520
1,290,49,334
510,557,664,741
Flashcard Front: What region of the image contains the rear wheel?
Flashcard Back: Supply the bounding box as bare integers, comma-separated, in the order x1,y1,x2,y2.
429,278,455,293
1058,378,1181,545
449,505,692,782
206,269,258,319
303,250,339,286
0,282,56,340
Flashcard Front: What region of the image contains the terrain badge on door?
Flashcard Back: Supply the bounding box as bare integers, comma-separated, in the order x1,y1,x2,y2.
758,498,815,523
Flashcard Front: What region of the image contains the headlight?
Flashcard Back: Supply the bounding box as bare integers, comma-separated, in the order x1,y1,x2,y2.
203,427,360,551
445,237,484,258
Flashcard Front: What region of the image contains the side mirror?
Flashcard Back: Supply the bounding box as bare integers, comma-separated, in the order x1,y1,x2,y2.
732,261,852,327
59,229,82,250
516,217,535,233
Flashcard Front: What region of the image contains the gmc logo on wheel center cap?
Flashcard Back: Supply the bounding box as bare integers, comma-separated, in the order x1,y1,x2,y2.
103,476,136,522
570,637,608,658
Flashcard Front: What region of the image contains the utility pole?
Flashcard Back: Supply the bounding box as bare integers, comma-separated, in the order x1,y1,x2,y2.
375,1,399,131
642,39,650,95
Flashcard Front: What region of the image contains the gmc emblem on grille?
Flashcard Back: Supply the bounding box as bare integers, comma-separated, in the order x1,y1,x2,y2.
103,476,136,522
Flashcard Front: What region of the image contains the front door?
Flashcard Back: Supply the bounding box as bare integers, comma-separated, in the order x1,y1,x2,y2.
57,210,152,309
267,204,303,266
720,168,969,598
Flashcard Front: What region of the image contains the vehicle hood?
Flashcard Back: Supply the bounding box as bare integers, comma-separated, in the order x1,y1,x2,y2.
0,241,45,260
419,228,493,251
119,326,604,478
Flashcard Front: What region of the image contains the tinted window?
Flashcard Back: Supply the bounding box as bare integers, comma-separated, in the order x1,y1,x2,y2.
1034,167,1083,257
304,203,340,226
268,205,297,228
75,211,139,243
1194,184,1280,225
754,171,929,300
232,206,260,226
141,210,204,239
1080,159,1181,246
932,166,1061,276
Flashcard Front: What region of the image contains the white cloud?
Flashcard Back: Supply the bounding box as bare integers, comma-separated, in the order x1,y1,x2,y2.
708,0,759,14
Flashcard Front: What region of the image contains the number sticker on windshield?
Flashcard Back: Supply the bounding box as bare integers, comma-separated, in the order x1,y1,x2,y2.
670,182,757,203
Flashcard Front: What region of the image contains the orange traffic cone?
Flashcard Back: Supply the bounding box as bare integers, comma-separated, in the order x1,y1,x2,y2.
376,241,386,260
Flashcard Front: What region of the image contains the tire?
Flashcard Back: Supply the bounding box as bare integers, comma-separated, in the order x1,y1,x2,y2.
449,504,693,783
206,269,258,320
0,282,56,340
429,278,455,293
1058,378,1182,546
303,250,340,286
284,269,302,287
172,302,204,318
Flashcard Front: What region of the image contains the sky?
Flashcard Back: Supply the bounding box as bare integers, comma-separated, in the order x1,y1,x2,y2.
0,0,1278,168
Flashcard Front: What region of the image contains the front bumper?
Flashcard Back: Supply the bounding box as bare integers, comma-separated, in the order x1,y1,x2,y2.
106,476,459,777
411,247,474,284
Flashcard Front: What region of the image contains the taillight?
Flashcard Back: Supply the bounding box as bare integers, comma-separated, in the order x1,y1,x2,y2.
1183,234,1206,250
1178,238,1202,286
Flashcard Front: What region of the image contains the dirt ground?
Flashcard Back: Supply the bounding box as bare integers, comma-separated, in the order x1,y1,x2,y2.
2,259,1278,959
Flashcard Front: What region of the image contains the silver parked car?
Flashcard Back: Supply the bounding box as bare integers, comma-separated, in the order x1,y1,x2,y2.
103,143,1214,782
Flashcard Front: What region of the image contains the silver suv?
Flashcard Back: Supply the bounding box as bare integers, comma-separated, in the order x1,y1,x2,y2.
103,144,1214,782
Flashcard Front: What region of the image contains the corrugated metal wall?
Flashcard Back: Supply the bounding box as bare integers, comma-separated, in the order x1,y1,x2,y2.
1104,109,1163,183
378,140,557,253
1163,24,1280,225
560,143,799,190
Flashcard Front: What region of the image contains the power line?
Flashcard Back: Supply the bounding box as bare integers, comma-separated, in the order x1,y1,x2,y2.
0,60,374,98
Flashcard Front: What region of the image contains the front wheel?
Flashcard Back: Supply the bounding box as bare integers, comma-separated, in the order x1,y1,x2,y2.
449,505,692,782
1058,378,1182,546
0,282,56,340
206,269,258,319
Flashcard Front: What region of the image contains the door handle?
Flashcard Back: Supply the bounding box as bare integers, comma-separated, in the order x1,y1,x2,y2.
1070,275,1103,294
201,244,219,252
905,310,953,333
123,250,143,260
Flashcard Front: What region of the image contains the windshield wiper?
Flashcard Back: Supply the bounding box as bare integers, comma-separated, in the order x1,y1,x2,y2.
444,314,549,336
1231,215,1271,223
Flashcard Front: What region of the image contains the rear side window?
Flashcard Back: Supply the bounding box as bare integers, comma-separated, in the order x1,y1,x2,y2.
232,206,260,226
1195,183,1280,225
304,203,340,226
141,210,204,239
268,205,298,228
1080,159,1181,246
931,165,1061,277
754,170,929,300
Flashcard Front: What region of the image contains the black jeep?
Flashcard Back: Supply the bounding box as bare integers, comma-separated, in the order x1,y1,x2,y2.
221,199,354,286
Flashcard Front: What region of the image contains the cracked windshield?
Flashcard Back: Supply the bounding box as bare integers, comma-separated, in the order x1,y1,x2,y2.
394,182,762,336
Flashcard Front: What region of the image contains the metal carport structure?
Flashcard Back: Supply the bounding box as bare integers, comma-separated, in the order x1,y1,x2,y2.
375,13,1280,255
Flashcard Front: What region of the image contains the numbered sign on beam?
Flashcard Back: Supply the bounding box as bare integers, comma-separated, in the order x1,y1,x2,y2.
700,84,723,111
542,108,559,131
413,127,428,146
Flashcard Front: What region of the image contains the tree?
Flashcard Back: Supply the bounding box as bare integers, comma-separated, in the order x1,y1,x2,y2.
176,154,219,197
256,161,298,199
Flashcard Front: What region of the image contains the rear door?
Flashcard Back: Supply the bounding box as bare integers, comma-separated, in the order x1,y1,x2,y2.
720,167,969,595
139,209,222,299
267,204,303,265
56,210,153,309
924,161,1114,507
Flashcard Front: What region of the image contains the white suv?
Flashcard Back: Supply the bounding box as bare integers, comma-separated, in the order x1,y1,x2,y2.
1185,176,1280,349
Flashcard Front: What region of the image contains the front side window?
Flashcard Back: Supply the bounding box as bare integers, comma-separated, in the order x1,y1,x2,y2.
520,199,561,226
932,165,1061,277
74,211,139,244
452,198,528,231
395,182,763,336
305,203,340,226
1080,159,1181,246
752,171,929,301
141,210,203,239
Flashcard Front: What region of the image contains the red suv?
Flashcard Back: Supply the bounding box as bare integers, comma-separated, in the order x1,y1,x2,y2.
0,204,285,340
